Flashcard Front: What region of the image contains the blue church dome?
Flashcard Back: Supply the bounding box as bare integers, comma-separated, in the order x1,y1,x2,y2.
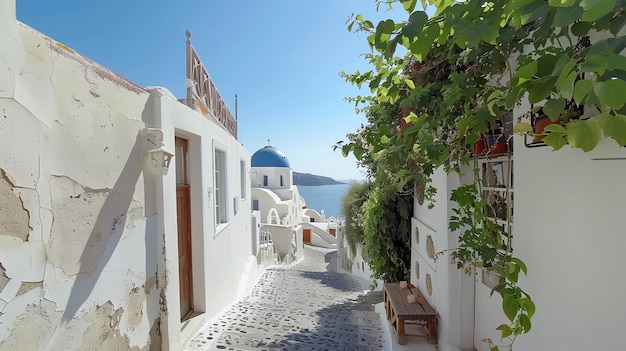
251,146,290,168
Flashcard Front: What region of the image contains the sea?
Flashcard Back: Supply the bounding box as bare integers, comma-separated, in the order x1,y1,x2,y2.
296,183,351,220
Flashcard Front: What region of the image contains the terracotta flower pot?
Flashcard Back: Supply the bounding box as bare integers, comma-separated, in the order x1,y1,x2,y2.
473,138,487,156
533,115,560,143
490,139,508,154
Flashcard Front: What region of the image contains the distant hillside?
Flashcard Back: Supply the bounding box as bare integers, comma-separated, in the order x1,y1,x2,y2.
293,172,345,186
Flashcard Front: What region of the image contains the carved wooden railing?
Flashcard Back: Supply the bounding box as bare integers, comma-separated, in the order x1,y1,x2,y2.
185,31,237,139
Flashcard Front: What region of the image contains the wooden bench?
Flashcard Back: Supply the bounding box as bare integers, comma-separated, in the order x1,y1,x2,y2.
383,282,437,344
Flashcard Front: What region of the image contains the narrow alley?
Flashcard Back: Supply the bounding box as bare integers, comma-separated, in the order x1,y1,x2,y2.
183,246,386,351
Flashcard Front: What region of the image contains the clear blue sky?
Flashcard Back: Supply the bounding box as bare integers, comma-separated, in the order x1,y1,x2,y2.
16,1,409,181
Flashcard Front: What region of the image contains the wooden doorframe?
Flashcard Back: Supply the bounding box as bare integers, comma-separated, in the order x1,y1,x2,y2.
176,137,193,320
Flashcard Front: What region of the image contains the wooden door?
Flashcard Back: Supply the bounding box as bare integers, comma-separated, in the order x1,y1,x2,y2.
176,137,193,320
303,229,311,243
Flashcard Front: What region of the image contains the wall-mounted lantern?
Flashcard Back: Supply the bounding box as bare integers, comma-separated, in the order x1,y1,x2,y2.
140,128,174,176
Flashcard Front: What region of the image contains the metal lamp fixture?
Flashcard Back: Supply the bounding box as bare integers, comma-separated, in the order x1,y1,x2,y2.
140,128,174,176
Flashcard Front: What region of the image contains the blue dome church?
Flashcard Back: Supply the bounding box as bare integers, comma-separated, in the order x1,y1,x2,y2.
250,145,293,189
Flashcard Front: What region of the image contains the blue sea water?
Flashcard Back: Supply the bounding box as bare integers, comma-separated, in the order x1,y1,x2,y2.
296,184,350,220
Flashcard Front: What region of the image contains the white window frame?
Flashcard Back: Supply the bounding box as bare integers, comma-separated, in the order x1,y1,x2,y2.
213,141,229,228
240,159,247,199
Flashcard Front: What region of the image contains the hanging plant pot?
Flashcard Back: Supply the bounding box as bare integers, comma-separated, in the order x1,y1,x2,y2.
486,132,508,155
489,135,508,154
533,114,560,143
473,137,488,156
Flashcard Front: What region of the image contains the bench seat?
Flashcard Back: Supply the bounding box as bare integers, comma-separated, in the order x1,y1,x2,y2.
383,282,437,344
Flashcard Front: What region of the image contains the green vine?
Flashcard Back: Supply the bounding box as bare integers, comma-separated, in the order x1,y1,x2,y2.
339,0,626,349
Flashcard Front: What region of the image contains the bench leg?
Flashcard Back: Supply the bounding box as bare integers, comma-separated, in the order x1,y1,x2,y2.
427,318,437,344
397,318,406,345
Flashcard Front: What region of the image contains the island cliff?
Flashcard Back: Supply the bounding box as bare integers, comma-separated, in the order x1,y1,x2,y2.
293,172,345,186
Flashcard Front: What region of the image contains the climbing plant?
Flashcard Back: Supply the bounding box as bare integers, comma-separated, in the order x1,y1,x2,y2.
340,0,626,349
341,181,373,255
362,185,413,286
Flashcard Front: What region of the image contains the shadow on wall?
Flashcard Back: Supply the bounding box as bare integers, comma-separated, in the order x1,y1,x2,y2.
61,134,144,323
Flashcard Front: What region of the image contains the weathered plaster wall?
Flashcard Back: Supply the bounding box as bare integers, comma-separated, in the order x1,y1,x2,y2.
0,3,162,349
1,2,260,350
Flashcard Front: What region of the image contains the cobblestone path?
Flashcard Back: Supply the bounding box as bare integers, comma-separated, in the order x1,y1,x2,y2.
183,246,385,351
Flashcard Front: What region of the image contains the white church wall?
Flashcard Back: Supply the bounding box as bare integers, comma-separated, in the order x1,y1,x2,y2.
252,167,292,191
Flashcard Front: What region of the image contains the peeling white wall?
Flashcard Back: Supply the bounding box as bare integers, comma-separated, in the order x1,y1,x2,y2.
0,2,162,348
0,3,259,350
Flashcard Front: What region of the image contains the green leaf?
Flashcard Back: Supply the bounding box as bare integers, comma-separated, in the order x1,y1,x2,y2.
558,71,577,100
405,78,416,89
502,294,519,322
519,314,532,333
523,298,536,318
582,55,609,76
515,61,538,81
511,257,528,275
581,0,617,22
599,113,626,146
402,11,428,40
342,144,353,157
401,0,417,13
513,122,533,134
537,54,560,77
542,130,567,150
544,124,567,134
548,0,576,6
553,5,584,27
603,53,626,72
353,146,365,160
528,76,558,103
609,11,626,35
380,135,391,144
571,21,592,36
497,324,513,338
543,98,566,120
567,119,602,151
378,19,396,35
594,80,626,110
574,79,593,105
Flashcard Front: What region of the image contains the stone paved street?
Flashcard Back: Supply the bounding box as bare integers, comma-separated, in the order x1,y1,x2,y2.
183,246,386,351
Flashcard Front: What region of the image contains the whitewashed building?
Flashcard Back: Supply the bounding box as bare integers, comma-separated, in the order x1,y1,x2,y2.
0,2,262,350
250,145,337,264
409,47,626,351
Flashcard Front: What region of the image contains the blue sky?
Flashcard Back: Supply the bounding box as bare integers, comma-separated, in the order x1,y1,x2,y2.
17,1,409,181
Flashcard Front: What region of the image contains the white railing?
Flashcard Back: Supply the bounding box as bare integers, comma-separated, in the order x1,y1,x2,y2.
185,31,237,138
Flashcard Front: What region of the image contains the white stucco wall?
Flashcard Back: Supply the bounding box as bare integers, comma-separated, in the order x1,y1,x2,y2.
509,102,626,351
153,90,257,347
251,166,292,190
411,168,475,351
0,5,258,350
413,109,626,351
